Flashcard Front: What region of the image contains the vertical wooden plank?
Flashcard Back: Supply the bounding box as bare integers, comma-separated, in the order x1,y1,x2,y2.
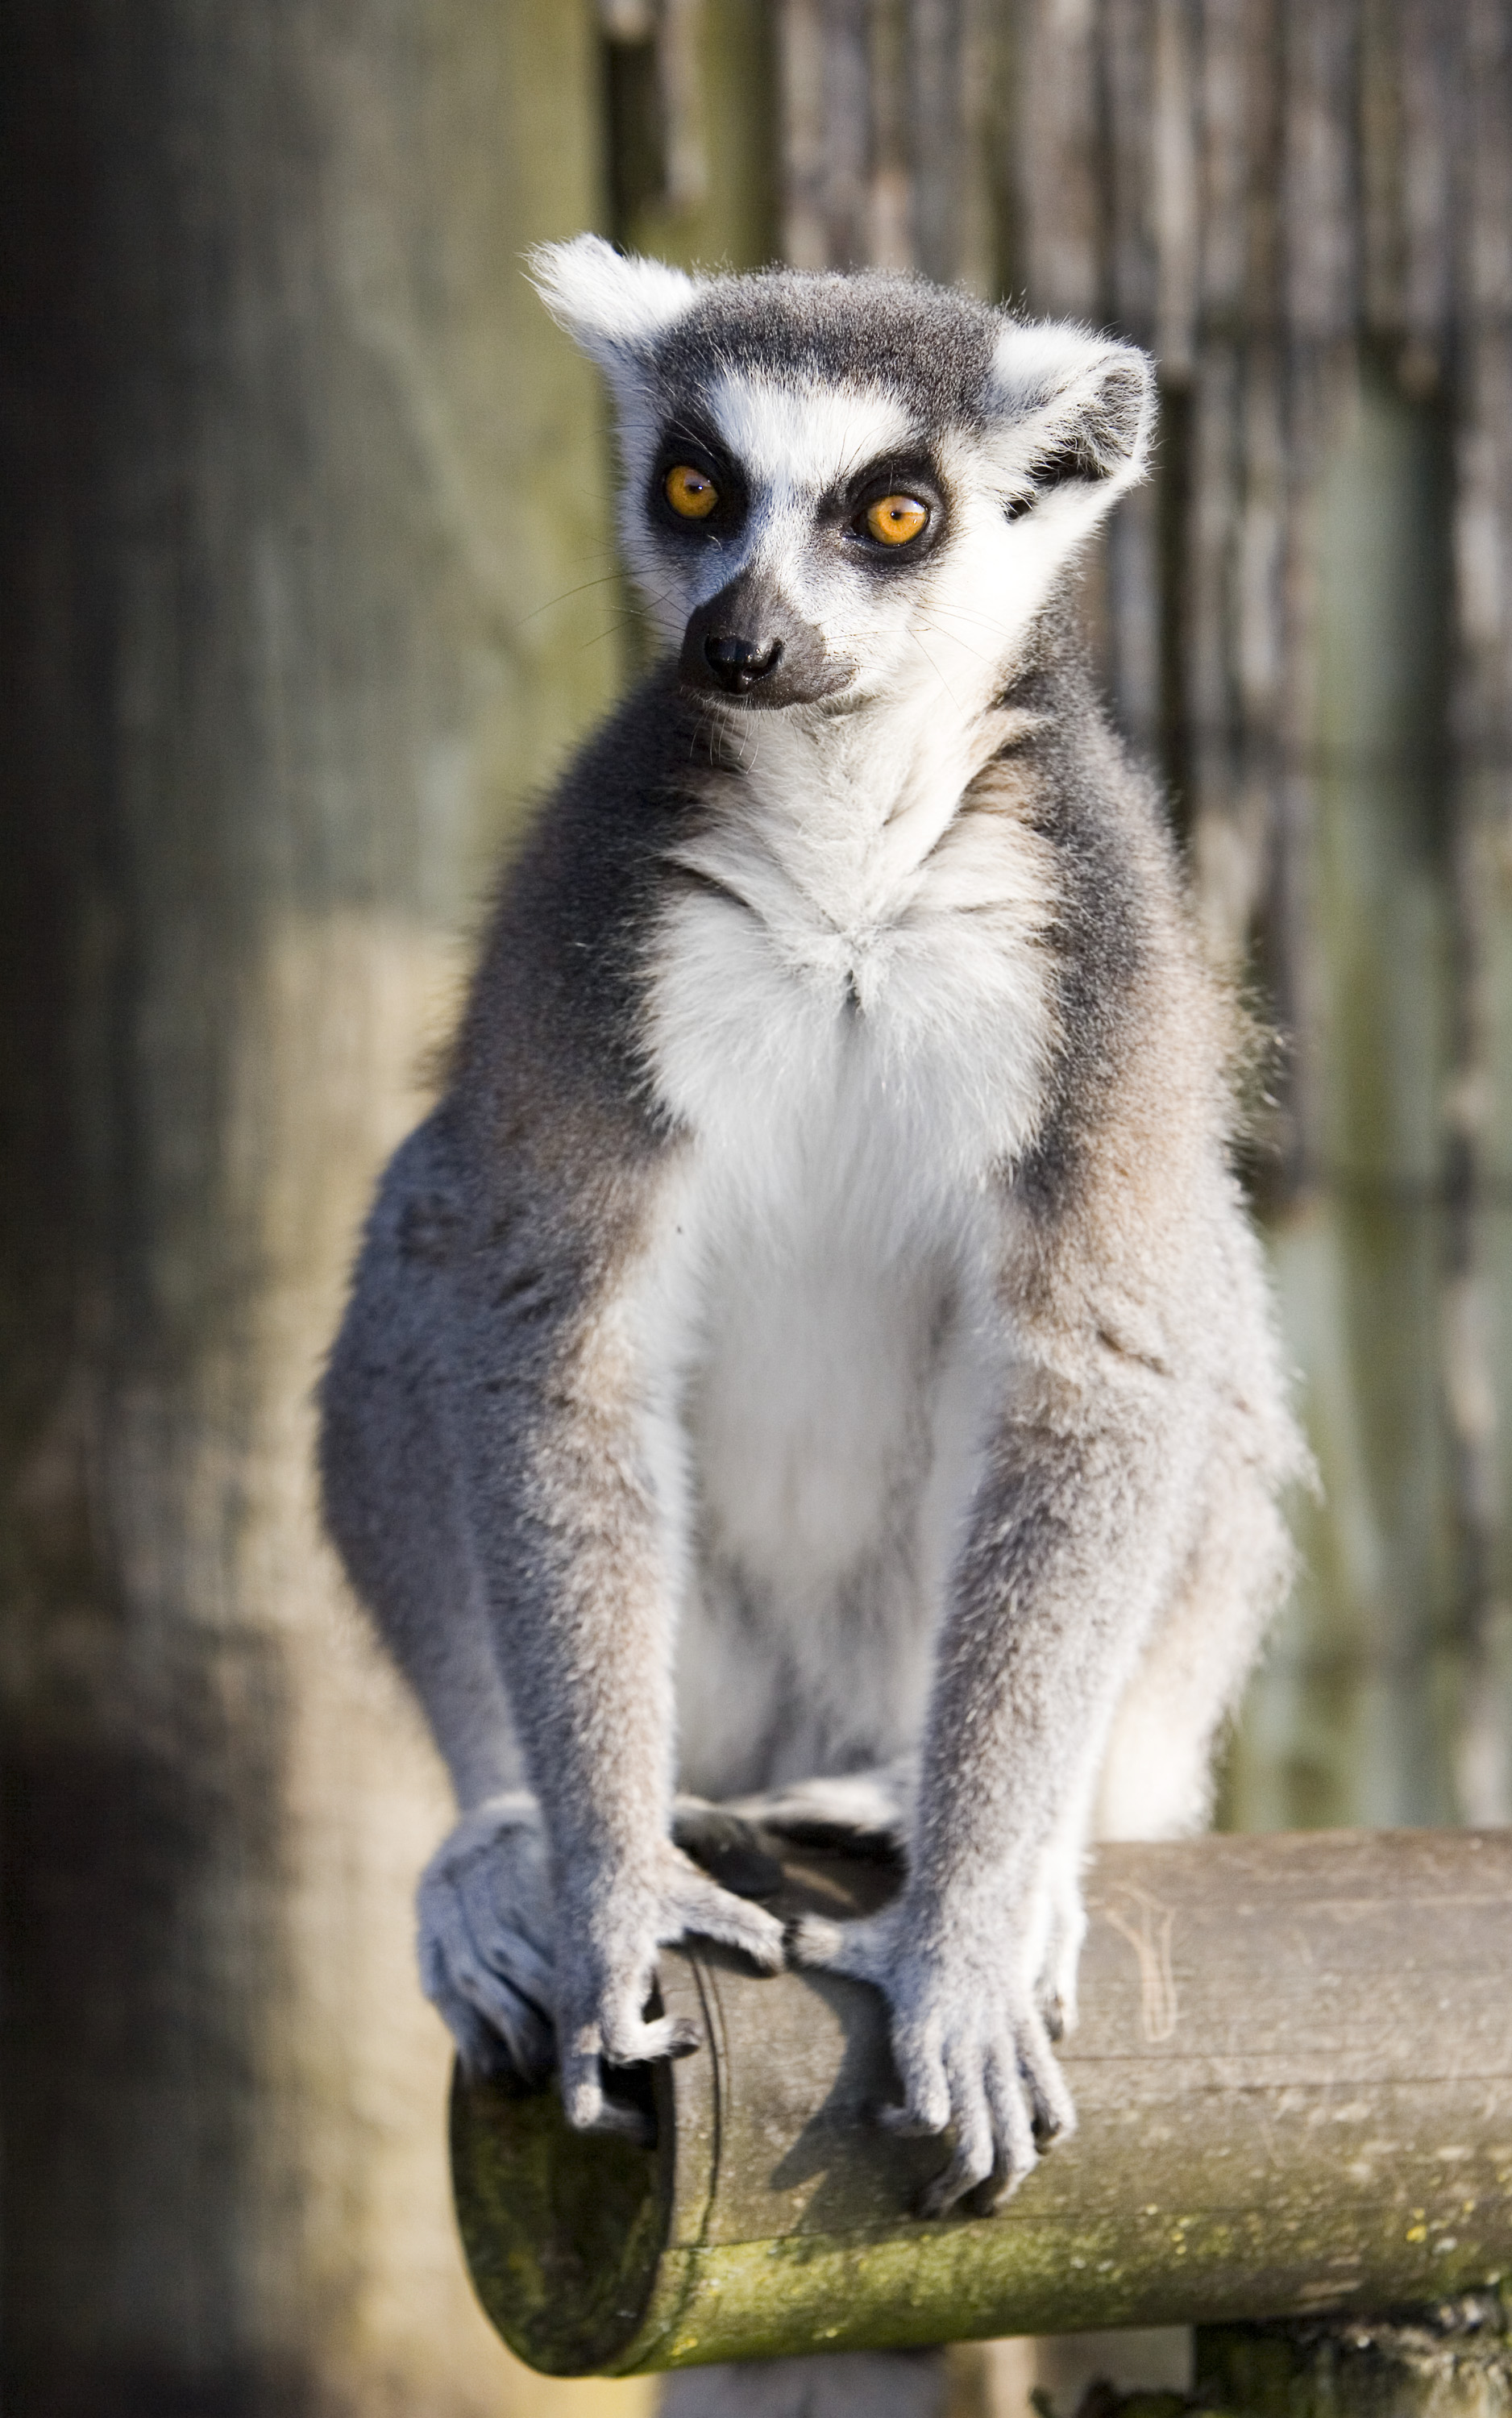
1398,0,1457,369
1182,0,1273,960
867,0,917,269
1099,0,1161,756
779,0,871,270
1008,0,1104,322
1225,0,1464,1832
609,0,780,270
911,0,965,280
779,0,830,267
1448,0,1512,1824
1357,0,1405,343
1151,0,1199,380
954,0,999,296
0,0,655,2409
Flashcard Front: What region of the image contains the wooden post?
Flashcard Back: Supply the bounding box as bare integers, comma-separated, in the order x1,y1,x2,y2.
1195,2300,1512,2418
451,1830,1512,2380
0,3,638,2410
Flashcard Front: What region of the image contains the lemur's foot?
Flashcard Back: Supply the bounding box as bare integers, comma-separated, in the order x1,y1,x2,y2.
1034,1864,1086,2043
791,1894,1076,2217
417,1793,556,2088
554,1842,787,2136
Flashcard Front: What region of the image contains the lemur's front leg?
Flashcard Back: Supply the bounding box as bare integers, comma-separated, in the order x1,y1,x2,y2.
451,1186,786,2133
796,1331,1206,2213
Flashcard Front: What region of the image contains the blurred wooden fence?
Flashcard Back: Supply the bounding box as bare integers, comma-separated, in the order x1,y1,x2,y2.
606,0,1512,1835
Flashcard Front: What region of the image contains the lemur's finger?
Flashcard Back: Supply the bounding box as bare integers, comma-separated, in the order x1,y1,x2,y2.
876,2099,945,2138
985,2041,1040,2191
428,1971,513,2079
442,1939,554,2068
606,2012,700,2064
784,1912,848,1967
918,2066,994,2216
451,1861,555,2003
419,1899,555,2077
595,1967,702,2068
883,2021,953,2138
1017,2020,1076,2146
923,2034,1043,2219
560,2030,607,2130
665,1879,787,1971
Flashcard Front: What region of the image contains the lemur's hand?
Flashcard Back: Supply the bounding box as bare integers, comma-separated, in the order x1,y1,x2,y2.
417,1794,557,2087
791,1895,1075,2215
555,1840,787,2135
419,1798,786,2134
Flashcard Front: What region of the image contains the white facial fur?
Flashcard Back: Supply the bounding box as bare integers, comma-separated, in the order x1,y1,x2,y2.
530,237,1152,741
642,351,1143,729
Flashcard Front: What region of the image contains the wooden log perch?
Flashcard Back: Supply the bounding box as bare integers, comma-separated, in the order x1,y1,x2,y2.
449,1829,1512,2379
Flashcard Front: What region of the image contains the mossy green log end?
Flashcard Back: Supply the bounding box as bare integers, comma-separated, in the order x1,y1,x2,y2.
450,1831,1512,2377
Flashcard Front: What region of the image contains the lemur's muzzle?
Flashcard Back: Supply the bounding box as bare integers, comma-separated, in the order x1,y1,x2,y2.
680,568,851,709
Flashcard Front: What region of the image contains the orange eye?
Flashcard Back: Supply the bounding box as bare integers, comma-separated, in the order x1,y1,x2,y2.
665,463,719,519
864,493,928,546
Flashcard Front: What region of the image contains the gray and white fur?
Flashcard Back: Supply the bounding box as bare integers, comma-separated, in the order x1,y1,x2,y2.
320,238,1305,2414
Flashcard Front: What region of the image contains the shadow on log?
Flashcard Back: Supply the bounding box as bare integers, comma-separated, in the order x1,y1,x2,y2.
449,1830,1512,2379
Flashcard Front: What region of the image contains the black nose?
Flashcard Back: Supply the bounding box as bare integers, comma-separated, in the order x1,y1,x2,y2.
703,633,783,695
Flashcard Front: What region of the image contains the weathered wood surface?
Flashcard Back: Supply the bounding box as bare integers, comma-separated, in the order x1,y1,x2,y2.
452,1829,1512,2378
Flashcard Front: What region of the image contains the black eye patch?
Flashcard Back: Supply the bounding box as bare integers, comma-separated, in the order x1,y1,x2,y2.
826,451,947,563
648,417,748,536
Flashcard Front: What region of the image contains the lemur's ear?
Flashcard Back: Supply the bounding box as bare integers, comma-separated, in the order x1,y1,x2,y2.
528,235,696,374
989,321,1156,498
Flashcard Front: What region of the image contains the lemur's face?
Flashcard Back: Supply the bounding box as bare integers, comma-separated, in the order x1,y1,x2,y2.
532,239,1153,719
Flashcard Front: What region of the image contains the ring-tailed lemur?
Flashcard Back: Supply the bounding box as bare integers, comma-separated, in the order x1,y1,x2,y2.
320,235,1302,2343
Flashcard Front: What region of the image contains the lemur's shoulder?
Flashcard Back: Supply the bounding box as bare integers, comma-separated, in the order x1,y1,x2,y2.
451,664,701,1143
994,625,1237,1230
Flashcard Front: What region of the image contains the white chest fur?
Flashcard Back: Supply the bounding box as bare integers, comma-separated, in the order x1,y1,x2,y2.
640,715,1058,1794
646,711,1057,1195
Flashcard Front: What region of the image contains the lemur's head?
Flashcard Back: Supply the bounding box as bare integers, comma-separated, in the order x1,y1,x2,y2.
531,235,1153,717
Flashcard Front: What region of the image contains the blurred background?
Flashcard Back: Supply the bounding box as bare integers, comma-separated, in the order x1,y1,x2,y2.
4,2,1511,2412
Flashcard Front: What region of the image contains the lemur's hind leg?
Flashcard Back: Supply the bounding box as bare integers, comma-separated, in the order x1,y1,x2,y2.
1095,1440,1294,1843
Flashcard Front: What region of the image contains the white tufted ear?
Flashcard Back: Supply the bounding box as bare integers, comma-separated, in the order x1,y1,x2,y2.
989,320,1156,496
527,235,698,375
